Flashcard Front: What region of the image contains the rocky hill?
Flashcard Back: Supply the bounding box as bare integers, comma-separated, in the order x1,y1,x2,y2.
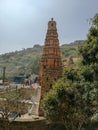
0,40,84,79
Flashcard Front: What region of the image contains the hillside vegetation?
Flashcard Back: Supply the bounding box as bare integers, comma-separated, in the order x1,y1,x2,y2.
0,40,84,79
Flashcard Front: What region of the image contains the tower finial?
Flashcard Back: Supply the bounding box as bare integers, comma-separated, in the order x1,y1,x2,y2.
51,18,53,21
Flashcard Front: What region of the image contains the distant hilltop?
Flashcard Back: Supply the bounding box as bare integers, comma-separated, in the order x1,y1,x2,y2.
62,40,84,46
0,40,84,56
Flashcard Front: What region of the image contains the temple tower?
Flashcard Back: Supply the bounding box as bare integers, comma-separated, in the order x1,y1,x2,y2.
39,18,62,95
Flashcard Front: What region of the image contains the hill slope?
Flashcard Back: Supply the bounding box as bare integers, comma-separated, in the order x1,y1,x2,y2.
0,40,84,79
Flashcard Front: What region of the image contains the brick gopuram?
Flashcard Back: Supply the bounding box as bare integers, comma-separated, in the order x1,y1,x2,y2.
39,18,62,96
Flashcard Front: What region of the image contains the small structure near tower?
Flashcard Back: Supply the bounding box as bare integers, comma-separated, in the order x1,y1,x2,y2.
39,18,62,96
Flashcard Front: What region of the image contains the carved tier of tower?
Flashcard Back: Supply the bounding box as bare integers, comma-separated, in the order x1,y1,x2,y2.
39,18,62,95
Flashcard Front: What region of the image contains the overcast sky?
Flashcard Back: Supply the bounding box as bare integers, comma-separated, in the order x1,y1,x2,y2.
0,0,98,54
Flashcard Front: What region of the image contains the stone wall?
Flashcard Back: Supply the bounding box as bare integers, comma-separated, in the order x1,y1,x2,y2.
0,118,46,130
0,84,41,116
0,120,97,130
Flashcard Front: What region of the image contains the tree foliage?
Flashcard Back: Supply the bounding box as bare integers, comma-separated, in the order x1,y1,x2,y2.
63,67,80,82
79,13,98,65
43,78,98,130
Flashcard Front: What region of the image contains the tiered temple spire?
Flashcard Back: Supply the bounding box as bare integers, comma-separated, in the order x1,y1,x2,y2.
39,18,62,95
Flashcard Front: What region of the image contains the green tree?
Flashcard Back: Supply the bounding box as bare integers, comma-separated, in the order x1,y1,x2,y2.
80,65,93,82
43,81,96,130
79,13,98,65
63,67,78,82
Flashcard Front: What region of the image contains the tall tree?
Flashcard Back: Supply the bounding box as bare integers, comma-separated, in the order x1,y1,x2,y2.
79,13,98,65
43,80,96,130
